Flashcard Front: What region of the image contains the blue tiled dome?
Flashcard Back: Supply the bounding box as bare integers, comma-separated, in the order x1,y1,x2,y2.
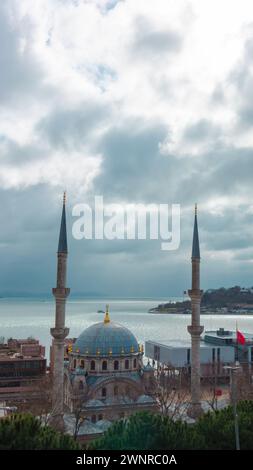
74,321,139,356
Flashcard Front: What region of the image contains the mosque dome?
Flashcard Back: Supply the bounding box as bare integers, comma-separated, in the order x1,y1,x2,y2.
73,307,139,357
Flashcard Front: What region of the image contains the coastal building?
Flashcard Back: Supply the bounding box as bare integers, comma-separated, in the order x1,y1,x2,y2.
63,305,157,425
0,338,46,402
145,328,253,379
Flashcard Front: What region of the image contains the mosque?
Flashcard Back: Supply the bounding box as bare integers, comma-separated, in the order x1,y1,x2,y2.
63,305,156,423
50,194,156,433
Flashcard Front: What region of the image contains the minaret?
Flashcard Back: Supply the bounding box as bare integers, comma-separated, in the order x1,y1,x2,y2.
50,192,70,430
187,204,204,418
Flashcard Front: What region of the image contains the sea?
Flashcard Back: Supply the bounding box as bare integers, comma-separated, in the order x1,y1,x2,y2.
0,298,253,361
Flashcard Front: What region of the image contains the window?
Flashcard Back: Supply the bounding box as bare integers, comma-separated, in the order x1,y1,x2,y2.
102,387,107,398
133,358,137,368
154,345,160,361
73,359,76,369
187,349,190,365
79,381,84,390
98,414,103,421
90,360,95,371
80,360,85,369
114,360,119,370
114,385,119,396
217,348,220,363
125,359,129,370
212,349,215,363
102,360,107,371
91,415,96,423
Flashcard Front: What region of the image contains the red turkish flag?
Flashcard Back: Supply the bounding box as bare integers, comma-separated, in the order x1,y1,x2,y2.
237,330,246,345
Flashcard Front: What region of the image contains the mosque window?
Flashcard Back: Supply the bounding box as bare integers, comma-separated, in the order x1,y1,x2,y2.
125,359,129,370
102,360,107,371
133,358,137,368
114,385,119,396
114,360,119,370
79,381,84,390
102,387,107,398
90,360,96,371
80,360,85,369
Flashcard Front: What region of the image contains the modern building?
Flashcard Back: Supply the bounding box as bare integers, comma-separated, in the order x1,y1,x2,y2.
0,338,46,401
145,327,253,380
63,305,157,424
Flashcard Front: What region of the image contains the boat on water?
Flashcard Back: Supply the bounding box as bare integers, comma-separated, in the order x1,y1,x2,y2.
97,310,105,313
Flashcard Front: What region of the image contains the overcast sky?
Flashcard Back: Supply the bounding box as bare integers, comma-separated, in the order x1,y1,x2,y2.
1,0,253,297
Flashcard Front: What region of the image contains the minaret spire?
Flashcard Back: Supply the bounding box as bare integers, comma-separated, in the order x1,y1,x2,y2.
187,204,204,418
50,193,70,430
58,192,67,254
192,203,200,259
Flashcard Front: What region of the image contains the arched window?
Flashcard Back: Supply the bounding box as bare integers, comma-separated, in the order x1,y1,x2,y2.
114,385,119,396
125,359,129,370
133,358,137,368
102,360,107,371
98,414,103,421
90,360,95,371
114,360,119,371
80,360,85,369
79,381,84,390
102,387,107,398
73,359,76,369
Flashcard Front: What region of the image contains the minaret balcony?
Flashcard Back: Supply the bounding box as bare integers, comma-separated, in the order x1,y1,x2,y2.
51,327,70,340
52,287,70,298
187,325,204,336
188,289,203,299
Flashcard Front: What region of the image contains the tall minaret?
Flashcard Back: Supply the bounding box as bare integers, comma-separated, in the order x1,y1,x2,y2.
187,204,204,418
50,192,70,430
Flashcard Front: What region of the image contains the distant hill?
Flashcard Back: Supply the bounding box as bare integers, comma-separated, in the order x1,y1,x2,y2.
202,286,253,308
150,286,253,313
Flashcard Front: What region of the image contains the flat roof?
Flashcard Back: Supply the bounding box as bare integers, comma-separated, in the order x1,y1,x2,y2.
205,330,253,341
146,339,231,349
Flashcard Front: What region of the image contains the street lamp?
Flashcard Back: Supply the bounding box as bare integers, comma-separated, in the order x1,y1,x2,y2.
223,364,240,450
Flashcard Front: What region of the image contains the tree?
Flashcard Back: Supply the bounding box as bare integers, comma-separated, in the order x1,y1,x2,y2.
90,411,197,450
154,367,190,418
0,413,80,450
91,401,253,450
195,401,253,450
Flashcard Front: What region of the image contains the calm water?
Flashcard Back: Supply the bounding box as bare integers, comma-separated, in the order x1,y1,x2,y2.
0,298,253,361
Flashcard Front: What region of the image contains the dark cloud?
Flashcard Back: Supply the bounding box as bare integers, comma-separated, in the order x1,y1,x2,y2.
183,119,220,142
37,102,109,150
131,16,183,60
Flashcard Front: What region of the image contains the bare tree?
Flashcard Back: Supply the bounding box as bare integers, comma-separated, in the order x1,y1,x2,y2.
154,367,190,419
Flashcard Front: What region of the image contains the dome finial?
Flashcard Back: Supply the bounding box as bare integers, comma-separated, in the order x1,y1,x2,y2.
104,304,110,324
